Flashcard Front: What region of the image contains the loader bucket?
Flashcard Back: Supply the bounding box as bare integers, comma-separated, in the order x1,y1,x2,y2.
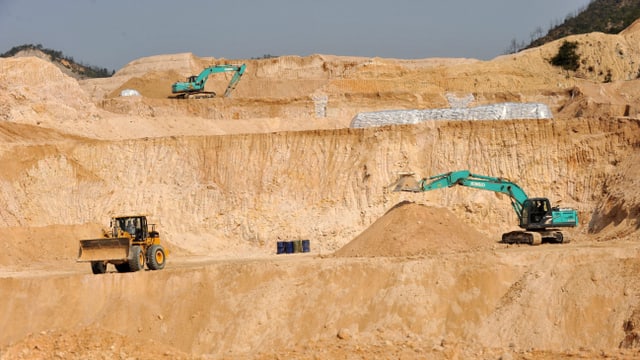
77,237,131,262
392,172,422,192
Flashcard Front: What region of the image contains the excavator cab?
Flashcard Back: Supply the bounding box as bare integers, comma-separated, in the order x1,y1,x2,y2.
521,198,552,229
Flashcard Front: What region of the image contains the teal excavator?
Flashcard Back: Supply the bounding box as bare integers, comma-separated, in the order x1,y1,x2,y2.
393,170,578,245
171,64,246,99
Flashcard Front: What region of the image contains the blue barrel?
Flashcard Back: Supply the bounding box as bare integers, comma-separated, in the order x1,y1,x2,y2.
276,241,285,254
293,240,302,253
285,241,294,254
302,240,310,253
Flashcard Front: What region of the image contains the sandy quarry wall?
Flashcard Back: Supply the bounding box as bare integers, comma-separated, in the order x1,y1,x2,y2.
69,19,640,130
2,22,640,256
589,150,640,239
0,117,637,257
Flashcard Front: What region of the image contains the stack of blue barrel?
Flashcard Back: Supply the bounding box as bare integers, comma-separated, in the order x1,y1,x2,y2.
277,240,310,254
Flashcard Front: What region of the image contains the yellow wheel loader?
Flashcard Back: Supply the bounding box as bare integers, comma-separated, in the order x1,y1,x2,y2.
77,215,167,274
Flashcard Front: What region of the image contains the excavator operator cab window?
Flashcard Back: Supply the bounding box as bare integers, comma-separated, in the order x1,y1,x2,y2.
539,200,549,213
529,199,550,224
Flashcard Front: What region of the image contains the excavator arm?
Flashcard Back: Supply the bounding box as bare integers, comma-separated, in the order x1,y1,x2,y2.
223,64,246,97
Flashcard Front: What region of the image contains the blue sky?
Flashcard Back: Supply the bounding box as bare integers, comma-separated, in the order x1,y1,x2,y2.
0,0,592,71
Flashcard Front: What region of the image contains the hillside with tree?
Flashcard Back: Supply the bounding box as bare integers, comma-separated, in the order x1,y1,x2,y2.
0,43,113,79
526,0,640,50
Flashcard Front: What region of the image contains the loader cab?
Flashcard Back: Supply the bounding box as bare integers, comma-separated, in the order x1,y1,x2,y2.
113,215,148,242
521,198,551,229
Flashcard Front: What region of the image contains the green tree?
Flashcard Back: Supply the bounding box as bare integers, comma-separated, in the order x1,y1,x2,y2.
550,41,580,71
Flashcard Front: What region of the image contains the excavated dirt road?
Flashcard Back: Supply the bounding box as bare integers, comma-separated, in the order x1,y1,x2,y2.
2,20,640,359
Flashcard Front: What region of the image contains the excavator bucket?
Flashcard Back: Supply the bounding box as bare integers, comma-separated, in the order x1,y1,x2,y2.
77,237,130,262
392,172,422,192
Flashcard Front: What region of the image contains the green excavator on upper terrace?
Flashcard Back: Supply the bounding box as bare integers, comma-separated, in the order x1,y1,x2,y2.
171,63,246,99
393,170,579,245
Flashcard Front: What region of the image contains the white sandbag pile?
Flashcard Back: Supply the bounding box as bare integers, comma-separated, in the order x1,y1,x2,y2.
120,89,141,97
350,102,553,128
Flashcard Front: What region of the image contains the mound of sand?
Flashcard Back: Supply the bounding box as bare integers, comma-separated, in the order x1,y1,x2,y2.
334,201,493,257
0,327,196,360
0,224,103,268
108,70,183,99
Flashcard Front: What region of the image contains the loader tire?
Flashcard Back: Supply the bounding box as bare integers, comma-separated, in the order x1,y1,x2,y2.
91,261,107,274
115,263,130,273
146,245,166,270
128,246,144,272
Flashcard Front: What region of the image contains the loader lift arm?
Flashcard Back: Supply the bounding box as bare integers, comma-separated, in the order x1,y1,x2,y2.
394,170,578,244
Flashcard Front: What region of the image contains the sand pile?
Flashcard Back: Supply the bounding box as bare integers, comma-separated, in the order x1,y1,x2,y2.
334,201,492,257
0,224,103,268
0,327,197,360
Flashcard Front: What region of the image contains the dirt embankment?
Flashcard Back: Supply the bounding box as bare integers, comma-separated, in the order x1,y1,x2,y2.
3,240,640,359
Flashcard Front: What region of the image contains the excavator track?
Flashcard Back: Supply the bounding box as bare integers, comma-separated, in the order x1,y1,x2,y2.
174,91,217,99
187,91,217,99
501,231,541,245
501,230,567,245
